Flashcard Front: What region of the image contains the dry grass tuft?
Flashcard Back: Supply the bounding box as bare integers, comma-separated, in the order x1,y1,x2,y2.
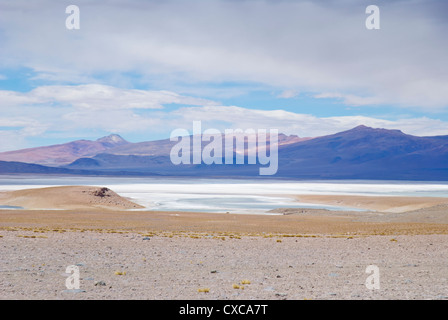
114,271,127,276
232,283,244,290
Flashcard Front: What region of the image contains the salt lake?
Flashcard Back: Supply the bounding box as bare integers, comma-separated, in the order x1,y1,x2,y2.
1,175,447,214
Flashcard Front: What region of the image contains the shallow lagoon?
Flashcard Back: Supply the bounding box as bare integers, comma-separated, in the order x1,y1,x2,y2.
1,176,447,214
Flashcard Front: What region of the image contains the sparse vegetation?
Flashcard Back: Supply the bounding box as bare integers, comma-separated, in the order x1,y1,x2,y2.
232,283,244,290
16,234,47,239
93,187,111,198
114,270,127,275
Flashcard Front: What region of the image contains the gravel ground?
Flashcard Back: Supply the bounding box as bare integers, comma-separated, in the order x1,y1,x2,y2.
1,230,447,300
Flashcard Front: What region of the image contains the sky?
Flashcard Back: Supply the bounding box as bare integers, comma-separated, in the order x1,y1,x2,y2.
0,0,447,151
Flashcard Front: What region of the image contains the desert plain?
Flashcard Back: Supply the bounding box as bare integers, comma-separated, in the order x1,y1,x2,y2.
1,186,448,300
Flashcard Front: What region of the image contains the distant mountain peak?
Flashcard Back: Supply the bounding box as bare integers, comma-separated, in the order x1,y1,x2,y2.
0,134,130,166
347,125,404,135
352,125,370,130
96,134,129,145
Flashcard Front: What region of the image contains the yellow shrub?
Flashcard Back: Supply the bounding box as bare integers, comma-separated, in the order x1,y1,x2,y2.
114,271,127,276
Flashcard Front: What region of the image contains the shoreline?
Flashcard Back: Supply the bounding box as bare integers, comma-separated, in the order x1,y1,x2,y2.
1,205,448,236
0,186,448,235
290,194,448,213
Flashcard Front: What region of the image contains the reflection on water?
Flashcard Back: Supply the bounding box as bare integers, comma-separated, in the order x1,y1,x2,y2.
0,205,24,210
143,193,364,214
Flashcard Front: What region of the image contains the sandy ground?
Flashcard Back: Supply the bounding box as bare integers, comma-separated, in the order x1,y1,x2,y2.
1,231,447,300
292,194,448,213
0,186,144,210
1,186,448,300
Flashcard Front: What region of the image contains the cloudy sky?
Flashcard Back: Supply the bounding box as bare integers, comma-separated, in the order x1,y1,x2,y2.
0,0,447,151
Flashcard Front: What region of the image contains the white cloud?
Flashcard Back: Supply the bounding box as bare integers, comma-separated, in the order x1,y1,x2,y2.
278,90,300,99
0,84,219,151
1,0,447,110
0,118,48,152
0,90,42,106
60,109,160,133
2,99,448,151
0,84,218,110
313,92,384,106
169,105,448,138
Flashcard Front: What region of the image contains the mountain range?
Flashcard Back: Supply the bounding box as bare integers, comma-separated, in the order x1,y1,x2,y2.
0,134,129,166
1,125,447,180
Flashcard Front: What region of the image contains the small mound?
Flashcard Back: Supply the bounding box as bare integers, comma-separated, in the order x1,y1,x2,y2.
0,186,144,210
